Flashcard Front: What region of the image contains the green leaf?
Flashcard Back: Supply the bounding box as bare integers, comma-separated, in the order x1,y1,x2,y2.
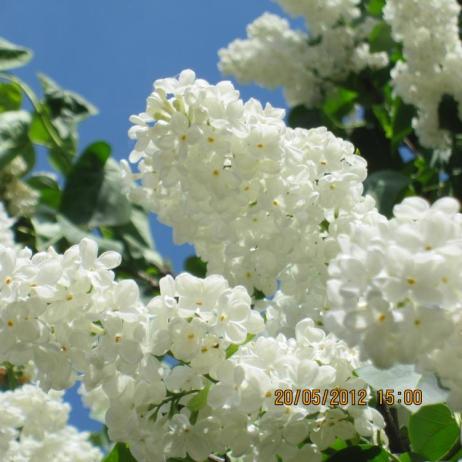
391,98,415,149
326,444,389,462
37,74,98,173
364,170,410,217
111,207,164,268
0,110,34,170
351,126,397,173
60,142,131,227
187,384,210,412
367,0,386,16
27,174,61,209
373,105,392,139
60,141,110,223
103,443,137,462
28,110,52,147
0,83,22,112
369,22,395,53
184,255,207,278
323,88,358,126
89,159,132,227
288,105,325,129
31,210,123,253
438,94,462,133
38,73,97,122
408,404,460,461
0,37,33,71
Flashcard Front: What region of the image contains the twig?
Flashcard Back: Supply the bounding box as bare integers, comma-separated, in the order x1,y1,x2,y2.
377,402,409,454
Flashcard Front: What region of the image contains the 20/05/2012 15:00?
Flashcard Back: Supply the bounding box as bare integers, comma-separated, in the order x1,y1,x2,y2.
273,388,423,407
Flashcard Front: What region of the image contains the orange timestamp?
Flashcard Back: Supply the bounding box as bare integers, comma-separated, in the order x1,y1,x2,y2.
274,388,423,407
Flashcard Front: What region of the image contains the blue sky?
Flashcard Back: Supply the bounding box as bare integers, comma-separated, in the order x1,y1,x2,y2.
0,0,289,434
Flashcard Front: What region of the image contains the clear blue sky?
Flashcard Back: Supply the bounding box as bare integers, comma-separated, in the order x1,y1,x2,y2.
0,0,288,434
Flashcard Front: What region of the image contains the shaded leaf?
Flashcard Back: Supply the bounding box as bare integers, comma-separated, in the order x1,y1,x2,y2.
38,73,97,122
184,255,207,278
0,110,33,170
408,404,460,461
288,105,325,129
27,174,61,209
351,126,396,172
60,142,131,227
60,141,110,224
32,210,123,253
391,98,415,149
327,444,389,462
0,83,22,112
88,159,132,227
323,88,358,126
112,206,164,268
364,169,410,217
0,37,32,71
37,74,98,172
439,94,462,133
369,22,395,53
103,443,137,462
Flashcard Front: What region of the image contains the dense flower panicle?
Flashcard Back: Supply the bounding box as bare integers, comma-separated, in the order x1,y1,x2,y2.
326,196,462,408
0,202,14,248
0,237,140,390
274,0,361,36
3,235,373,461
123,70,372,328
86,278,384,462
0,234,382,461
0,384,102,461
384,0,462,148
218,7,388,108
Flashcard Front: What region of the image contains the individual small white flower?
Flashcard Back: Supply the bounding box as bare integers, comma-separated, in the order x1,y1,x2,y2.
309,408,356,450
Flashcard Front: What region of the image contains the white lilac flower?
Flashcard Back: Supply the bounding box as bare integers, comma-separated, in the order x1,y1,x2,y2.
274,0,361,37
218,6,388,108
384,0,462,148
326,196,462,409
0,384,102,462
0,202,14,248
123,70,372,330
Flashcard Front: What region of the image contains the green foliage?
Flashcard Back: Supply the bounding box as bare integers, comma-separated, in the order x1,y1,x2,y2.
0,37,33,71
187,384,211,412
0,36,168,302
288,105,328,130
60,142,131,227
369,22,395,53
366,0,386,17
326,444,389,462
0,110,34,170
0,82,22,112
36,73,97,174
438,95,462,134
184,255,207,278
364,169,410,216
408,405,460,461
103,443,137,462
